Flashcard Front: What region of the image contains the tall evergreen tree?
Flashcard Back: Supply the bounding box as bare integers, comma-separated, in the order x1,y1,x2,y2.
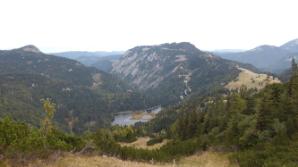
256,95,273,132
287,58,298,134
291,58,298,76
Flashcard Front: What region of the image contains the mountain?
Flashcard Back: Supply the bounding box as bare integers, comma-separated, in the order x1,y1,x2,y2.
280,38,298,53
216,45,290,73
54,51,123,72
111,42,253,106
54,51,123,59
212,49,245,53
0,46,143,132
215,39,298,73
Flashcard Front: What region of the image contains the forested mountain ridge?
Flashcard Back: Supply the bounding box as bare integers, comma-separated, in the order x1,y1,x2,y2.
0,46,144,132
112,42,255,106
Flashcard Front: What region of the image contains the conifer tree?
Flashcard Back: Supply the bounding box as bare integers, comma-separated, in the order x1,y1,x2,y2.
287,58,298,134
256,95,272,132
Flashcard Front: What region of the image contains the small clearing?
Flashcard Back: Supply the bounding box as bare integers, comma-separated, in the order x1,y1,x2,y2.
119,137,169,150
225,67,281,90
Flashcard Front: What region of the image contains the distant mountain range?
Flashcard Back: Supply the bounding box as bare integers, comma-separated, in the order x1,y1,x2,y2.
54,51,123,59
214,39,298,73
54,51,123,72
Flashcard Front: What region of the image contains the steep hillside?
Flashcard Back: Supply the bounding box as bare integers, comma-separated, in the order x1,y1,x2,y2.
0,46,143,132
112,42,245,106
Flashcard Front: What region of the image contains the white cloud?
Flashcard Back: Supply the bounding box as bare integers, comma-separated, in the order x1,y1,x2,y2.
0,0,297,52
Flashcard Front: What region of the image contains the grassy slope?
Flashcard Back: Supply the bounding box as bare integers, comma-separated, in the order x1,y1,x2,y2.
25,151,238,167
225,67,281,90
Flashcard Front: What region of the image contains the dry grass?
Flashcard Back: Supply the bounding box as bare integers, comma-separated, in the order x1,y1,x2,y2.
225,67,281,90
131,112,145,120
119,137,169,150
131,112,156,121
25,151,238,167
27,154,165,167
177,152,238,167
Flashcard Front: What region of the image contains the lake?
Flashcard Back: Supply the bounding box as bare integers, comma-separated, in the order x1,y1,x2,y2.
112,106,162,126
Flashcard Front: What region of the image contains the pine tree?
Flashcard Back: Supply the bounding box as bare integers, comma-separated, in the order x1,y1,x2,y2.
287,58,298,135
291,58,298,76
244,97,256,115
288,58,298,97
256,95,273,132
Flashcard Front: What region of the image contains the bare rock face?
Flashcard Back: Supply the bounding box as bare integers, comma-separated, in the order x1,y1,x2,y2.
112,42,241,106
113,42,203,90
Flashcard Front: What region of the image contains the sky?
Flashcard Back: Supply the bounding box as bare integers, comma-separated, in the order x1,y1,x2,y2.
0,0,298,52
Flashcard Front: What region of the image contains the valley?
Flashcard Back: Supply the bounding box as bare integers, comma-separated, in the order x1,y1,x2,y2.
0,42,297,167
1,1,298,166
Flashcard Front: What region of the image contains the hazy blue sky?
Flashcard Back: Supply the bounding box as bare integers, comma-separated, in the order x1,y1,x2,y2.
0,0,297,52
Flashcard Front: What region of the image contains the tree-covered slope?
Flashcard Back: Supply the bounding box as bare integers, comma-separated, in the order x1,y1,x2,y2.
144,59,298,167
0,46,144,132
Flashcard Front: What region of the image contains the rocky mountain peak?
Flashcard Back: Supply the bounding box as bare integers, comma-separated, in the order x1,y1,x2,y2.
17,45,41,53
126,42,200,54
160,42,199,51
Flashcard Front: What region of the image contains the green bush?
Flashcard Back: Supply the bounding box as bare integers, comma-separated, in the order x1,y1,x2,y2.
234,142,298,167
94,129,203,162
111,126,137,143
0,117,84,159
